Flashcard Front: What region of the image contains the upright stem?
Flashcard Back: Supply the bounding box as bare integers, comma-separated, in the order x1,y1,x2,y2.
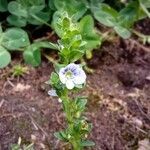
61,89,82,150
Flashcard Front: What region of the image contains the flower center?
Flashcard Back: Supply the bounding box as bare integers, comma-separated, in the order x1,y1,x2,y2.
65,70,73,78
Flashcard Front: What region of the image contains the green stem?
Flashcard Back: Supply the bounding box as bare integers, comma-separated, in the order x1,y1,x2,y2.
42,53,57,64
132,29,145,39
139,1,150,18
61,89,82,150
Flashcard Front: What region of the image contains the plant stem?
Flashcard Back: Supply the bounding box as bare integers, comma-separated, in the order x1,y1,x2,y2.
132,29,146,39
139,1,150,18
61,90,82,150
42,53,57,64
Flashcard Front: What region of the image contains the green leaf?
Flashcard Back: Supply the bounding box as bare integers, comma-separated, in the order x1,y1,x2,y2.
76,97,87,111
48,0,56,10
114,26,131,39
0,0,8,12
80,140,95,147
8,1,28,18
118,1,140,28
11,144,20,150
69,50,84,62
7,15,27,27
54,63,66,73
7,0,49,26
2,28,30,50
92,3,118,27
62,17,70,29
0,46,11,68
79,15,101,59
0,25,2,34
28,11,50,25
54,0,87,21
50,72,59,85
54,131,68,141
23,45,41,67
29,5,45,14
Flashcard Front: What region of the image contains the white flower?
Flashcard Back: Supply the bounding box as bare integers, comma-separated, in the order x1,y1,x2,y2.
59,63,86,89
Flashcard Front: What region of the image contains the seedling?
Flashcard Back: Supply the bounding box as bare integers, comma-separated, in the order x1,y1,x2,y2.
48,12,95,149
11,64,28,77
11,137,34,150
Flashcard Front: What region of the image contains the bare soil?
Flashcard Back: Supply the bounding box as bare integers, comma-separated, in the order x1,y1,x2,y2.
0,23,150,150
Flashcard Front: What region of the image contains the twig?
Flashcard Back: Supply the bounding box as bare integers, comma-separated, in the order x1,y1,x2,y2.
128,39,150,53
0,99,5,108
0,113,16,119
134,99,150,122
42,53,58,64
7,79,15,87
21,105,52,149
34,31,55,42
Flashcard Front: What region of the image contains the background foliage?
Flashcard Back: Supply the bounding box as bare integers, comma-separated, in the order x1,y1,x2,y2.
0,0,149,68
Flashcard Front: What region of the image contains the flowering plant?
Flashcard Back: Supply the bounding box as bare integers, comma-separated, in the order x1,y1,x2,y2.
48,12,94,149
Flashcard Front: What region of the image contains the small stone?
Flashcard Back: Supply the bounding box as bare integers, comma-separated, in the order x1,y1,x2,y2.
138,139,150,150
132,117,143,128
146,75,150,81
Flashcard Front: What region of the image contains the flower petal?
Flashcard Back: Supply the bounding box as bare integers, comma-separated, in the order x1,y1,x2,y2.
59,75,66,84
74,69,86,85
59,68,66,84
48,89,58,97
66,80,74,89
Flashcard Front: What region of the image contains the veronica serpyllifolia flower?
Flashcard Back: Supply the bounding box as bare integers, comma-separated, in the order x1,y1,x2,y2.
59,63,86,89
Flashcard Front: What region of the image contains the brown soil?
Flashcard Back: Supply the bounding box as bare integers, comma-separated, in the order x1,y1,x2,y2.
0,29,150,150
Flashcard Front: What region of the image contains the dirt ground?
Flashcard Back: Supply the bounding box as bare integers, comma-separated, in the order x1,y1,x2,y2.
0,21,150,150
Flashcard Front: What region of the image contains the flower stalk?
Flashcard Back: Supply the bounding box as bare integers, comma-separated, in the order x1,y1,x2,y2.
48,12,94,150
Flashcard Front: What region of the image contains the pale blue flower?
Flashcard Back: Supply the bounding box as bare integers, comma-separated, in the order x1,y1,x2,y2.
59,63,86,89
48,89,58,97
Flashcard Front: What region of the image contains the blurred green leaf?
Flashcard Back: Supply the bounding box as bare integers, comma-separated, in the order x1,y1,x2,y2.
79,15,101,59
54,0,87,21
23,45,41,67
8,1,28,17
92,3,118,27
0,0,8,12
75,97,87,112
0,46,11,68
114,25,131,39
54,131,68,141
7,15,27,27
2,28,30,50
7,0,50,26
118,1,139,27
48,0,56,10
